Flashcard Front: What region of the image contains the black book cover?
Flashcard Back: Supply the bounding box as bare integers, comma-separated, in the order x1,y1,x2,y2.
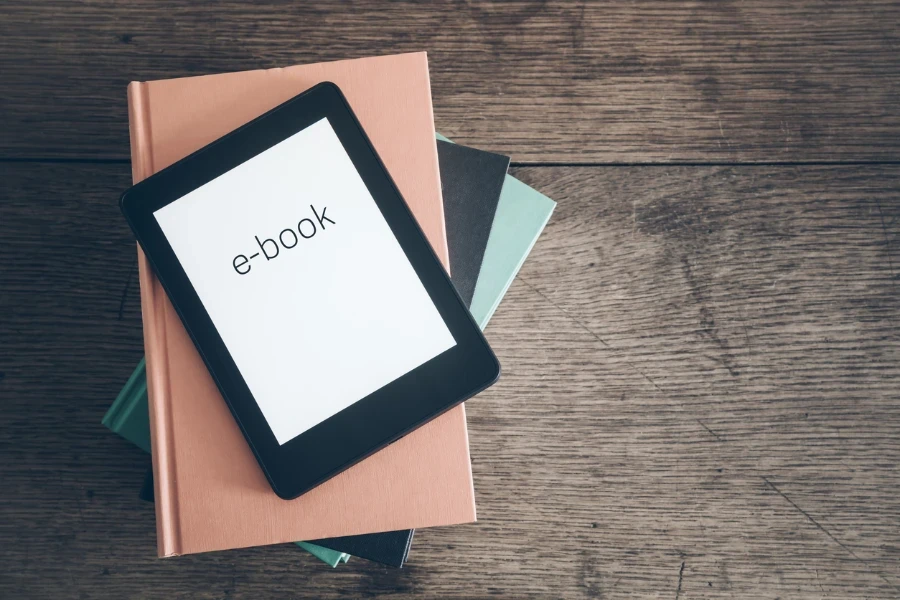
310,530,415,568
139,141,510,567
437,140,510,306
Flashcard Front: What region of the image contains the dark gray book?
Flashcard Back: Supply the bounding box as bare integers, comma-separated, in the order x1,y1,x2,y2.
437,140,510,305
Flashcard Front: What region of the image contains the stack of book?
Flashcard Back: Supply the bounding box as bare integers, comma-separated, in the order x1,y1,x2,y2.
102,52,555,568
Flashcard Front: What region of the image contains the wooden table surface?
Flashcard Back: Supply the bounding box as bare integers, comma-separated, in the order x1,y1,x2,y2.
2,2,899,598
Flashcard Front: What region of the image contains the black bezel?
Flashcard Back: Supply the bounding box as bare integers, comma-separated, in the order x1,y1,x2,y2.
120,82,500,500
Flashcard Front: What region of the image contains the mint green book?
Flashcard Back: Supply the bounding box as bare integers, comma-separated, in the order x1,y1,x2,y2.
102,357,151,453
295,542,350,567
103,134,555,563
470,175,555,326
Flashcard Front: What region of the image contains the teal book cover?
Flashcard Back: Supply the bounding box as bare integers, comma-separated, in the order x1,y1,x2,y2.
295,542,350,568
470,174,556,327
101,357,151,454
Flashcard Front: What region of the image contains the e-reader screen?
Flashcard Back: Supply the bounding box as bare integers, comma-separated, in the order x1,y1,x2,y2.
153,118,457,445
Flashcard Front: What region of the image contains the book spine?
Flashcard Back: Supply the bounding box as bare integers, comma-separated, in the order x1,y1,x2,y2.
419,52,451,271
127,81,182,557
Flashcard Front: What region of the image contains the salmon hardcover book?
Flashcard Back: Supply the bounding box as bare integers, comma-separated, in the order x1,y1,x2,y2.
129,52,478,557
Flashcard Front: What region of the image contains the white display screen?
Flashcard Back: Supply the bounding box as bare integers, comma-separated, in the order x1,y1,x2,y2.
154,119,456,445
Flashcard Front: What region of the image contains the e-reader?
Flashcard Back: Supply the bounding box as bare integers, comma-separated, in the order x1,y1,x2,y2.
119,82,500,500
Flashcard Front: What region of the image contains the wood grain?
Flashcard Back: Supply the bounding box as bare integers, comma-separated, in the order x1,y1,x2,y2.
2,1,900,162
1,162,897,598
